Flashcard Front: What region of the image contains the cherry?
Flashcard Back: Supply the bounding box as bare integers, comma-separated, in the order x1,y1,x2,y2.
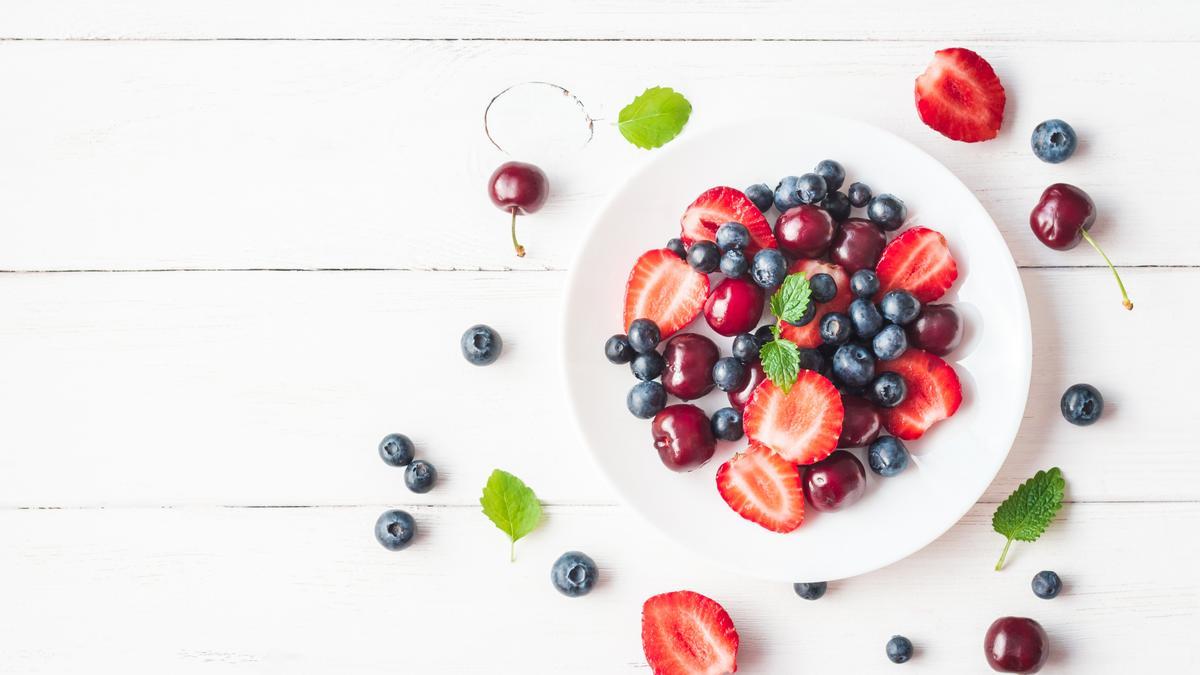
661,333,720,400
984,617,1049,673
830,218,887,274
907,304,963,356
802,450,867,512
775,205,835,259
837,395,883,448
487,161,549,257
651,404,716,472
727,361,766,411
703,278,765,337
1030,183,1131,310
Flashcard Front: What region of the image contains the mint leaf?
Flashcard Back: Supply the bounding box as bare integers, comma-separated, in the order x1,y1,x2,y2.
992,467,1066,570
618,87,692,150
480,469,542,561
760,337,800,393
769,273,812,324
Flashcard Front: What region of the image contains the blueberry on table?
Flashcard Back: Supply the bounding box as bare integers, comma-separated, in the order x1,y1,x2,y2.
750,249,788,289
551,551,598,597
716,221,751,252
879,290,921,325
793,581,827,600
795,172,828,204
832,343,875,388
710,406,744,441
850,269,880,298
847,181,872,208
686,240,721,274
745,183,774,212
848,298,884,338
378,433,415,467
630,350,666,381
404,460,437,494
627,381,667,419
731,333,760,364
374,509,416,551
712,357,747,392
867,193,907,231
809,272,838,303
1031,119,1077,164
665,237,687,259
1060,383,1103,425
872,324,908,361
870,372,907,408
819,190,851,222
868,436,910,477
604,334,634,364
461,324,503,366
813,159,845,191
1031,570,1062,599
819,312,852,346
886,635,914,664
719,249,749,278
627,318,661,354
774,175,804,211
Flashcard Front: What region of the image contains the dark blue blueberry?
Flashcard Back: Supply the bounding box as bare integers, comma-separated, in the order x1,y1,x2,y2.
630,350,665,381
849,298,884,338
832,343,875,388
716,221,752,252
712,357,747,392
820,190,851,222
754,324,776,345
1032,570,1062,599
868,436,910,477
879,290,921,325
867,194,907,231
404,460,437,493
374,509,416,551
732,333,760,364
710,407,744,441
686,241,721,274
1060,383,1103,426
818,342,840,359
809,273,838,303
551,551,598,597
720,249,749,278
785,300,817,327
461,324,503,366
774,175,803,211
814,159,846,191
1031,119,1077,164
745,183,774,212
798,348,825,373
849,269,880,298
871,324,908,361
793,581,827,600
627,381,666,419
886,635,914,664
870,372,907,408
847,182,872,208
751,249,788,289
379,433,415,467
627,318,661,354
796,172,828,204
665,238,687,259
604,334,634,364
819,312,852,345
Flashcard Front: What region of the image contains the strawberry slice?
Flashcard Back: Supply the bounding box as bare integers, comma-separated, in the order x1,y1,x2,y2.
878,348,963,440
743,371,843,465
875,226,959,302
915,47,1006,143
642,590,739,675
624,249,710,337
680,186,776,254
777,259,852,349
716,443,805,533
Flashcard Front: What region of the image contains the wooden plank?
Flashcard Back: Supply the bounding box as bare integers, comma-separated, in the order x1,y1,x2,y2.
0,267,1187,507
0,40,1197,271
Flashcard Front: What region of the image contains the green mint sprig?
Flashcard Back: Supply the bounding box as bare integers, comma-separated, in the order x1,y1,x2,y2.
617,87,692,150
759,273,812,392
480,469,542,562
770,273,812,325
992,467,1066,571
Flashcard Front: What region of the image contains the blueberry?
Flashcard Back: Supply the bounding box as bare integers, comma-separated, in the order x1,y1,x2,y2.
630,351,665,381
710,407,745,441
867,194,907,231
461,324,503,366
374,509,416,551
604,334,634,364
849,298,884,338
405,460,437,493
820,190,851,222
886,635,914,664
551,551,598,597
796,173,828,204
793,581,827,600
712,357,747,392
868,436,910,476
832,343,875,388
849,269,879,298
686,241,721,274
1061,383,1103,426
751,249,788,289
379,433,415,467
870,372,907,408
774,175,804,211
745,183,774,212
809,273,838,303
716,222,752,251
785,300,817,327
754,324,776,345
665,238,687,259
1032,570,1062,599
819,312,852,346
1031,119,1077,164
872,324,908,361
627,381,666,418
798,348,825,373
732,333,760,364
627,318,661,354
814,159,846,191
847,182,872,208
720,249,749,278
879,290,921,325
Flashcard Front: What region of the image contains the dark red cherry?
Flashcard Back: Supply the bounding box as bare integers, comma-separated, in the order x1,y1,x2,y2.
487,161,549,257
803,450,866,512
837,396,882,448
727,361,765,411
703,278,765,337
775,205,835,259
907,304,963,356
661,333,720,400
829,218,886,274
1030,183,1131,310
984,617,1049,673
651,404,716,472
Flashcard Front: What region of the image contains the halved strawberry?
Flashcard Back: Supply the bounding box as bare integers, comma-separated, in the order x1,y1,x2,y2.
878,348,963,440
716,443,805,533
642,590,739,675
777,259,852,349
743,371,843,465
875,226,959,302
624,249,710,337
915,47,1006,143
680,187,776,253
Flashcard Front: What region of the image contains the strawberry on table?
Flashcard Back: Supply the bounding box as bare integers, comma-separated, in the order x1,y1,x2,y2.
680,186,777,254
777,259,852,349
877,348,963,440
716,443,805,533
915,47,1006,143
624,249,710,337
743,370,843,465
642,590,739,675
875,226,959,302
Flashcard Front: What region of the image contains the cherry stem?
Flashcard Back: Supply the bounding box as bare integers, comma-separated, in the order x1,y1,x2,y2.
1080,230,1132,310
995,537,1013,571
510,207,525,258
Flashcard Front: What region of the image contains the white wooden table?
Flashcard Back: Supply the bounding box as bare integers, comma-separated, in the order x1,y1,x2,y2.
1,2,1197,672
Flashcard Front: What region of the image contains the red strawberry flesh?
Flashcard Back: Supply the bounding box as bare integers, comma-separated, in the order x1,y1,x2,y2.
716,443,805,533
878,348,963,440
680,186,776,254
642,590,739,675
743,370,843,465
914,47,1006,143
875,226,959,303
624,249,710,338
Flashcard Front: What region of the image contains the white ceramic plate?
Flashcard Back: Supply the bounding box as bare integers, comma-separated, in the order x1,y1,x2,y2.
561,117,1031,581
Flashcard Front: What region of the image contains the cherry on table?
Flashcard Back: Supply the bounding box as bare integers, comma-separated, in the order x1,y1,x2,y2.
984,617,1049,673
1029,183,1132,310
487,161,549,257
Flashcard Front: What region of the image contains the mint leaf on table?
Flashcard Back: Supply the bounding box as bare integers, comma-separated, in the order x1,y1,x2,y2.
759,335,800,393
992,467,1066,570
769,273,812,325
617,87,692,150
480,469,542,561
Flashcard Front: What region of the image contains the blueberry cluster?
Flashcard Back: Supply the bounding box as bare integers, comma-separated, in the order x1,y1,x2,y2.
374,432,438,551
